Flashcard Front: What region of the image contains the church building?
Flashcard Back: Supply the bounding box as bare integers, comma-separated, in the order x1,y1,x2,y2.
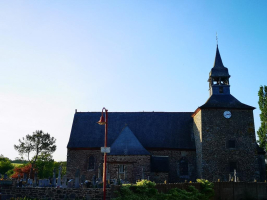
66,45,265,183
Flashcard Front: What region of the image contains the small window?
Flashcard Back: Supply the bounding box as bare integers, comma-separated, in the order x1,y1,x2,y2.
229,162,237,172
179,157,188,176
219,87,223,93
119,165,124,173
88,156,95,170
228,140,236,148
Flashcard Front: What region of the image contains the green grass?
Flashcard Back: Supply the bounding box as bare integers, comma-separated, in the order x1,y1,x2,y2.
12,163,23,167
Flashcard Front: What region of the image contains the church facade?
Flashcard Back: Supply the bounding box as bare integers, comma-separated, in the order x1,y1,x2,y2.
66,46,265,183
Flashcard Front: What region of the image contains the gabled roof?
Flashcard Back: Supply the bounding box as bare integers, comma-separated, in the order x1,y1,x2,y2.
109,126,150,155
199,94,255,110
209,45,230,78
67,112,195,150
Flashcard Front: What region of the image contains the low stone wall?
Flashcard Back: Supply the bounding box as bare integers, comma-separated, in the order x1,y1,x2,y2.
0,187,111,200
1,182,267,200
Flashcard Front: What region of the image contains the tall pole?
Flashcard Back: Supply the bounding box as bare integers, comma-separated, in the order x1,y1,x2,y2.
103,109,108,200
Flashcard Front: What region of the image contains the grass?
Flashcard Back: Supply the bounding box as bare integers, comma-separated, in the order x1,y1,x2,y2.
12,163,23,167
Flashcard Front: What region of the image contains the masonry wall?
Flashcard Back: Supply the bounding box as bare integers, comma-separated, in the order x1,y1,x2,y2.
0,187,111,200
193,110,202,179
67,149,102,180
67,149,150,183
200,109,260,181
148,150,197,183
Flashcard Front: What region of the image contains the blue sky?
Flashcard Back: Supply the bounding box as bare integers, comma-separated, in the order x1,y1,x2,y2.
0,1,266,161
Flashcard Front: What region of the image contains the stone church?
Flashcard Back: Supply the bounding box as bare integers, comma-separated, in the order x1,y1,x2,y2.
66,45,265,183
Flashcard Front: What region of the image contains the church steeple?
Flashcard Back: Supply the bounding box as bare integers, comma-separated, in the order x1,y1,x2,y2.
208,45,231,96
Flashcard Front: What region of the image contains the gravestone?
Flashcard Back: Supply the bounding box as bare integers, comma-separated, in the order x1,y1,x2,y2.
4,173,8,179
62,175,67,188
141,168,144,180
19,180,23,187
92,175,96,186
23,173,27,181
52,168,56,186
98,163,103,179
81,174,85,185
33,172,37,187
57,165,62,187
75,169,80,188
67,179,74,188
38,179,43,187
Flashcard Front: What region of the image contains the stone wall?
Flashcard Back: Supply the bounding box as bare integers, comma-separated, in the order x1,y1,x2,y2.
67,149,150,183
148,150,197,183
194,109,261,181
0,187,111,200
193,110,202,179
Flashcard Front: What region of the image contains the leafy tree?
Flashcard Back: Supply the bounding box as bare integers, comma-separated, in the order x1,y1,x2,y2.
14,130,56,164
257,85,267,152
0,155,14,175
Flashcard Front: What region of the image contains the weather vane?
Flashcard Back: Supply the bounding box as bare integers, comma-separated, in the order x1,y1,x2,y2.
216,32,218,45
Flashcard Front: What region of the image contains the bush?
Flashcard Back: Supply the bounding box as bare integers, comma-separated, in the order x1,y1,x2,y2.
0,155,14,175
113,179,214,200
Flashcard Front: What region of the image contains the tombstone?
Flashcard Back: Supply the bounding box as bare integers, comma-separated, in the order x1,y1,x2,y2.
38,179,43,187
67,179,74,188
19,180,23,188
75,169,80,188
52,168,56,186
44,179,49,187
33,172,37,187
4,173,8,179
234,169,237,182
62,175,67,188
98,163,103,179
229,174,231,182
92,175,96,186
27,179,33,186
23,173,27,181
57,165,62,187
81,174,86,186
141,168,144,180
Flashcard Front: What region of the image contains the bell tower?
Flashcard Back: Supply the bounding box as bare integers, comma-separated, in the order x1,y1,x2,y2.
208,45,230,96
192,45,264,182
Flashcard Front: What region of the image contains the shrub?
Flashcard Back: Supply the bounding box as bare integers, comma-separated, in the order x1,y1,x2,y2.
113,179,214,200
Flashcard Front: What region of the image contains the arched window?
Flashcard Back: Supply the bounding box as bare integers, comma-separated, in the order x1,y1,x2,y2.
88,156,95,170
179,157,188,176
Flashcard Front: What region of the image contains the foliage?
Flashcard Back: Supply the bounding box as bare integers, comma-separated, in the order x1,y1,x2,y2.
34,152,67,179
11,163,33,179
0,155,14,175
14,130,56,163
113,179,214,200
257,85,267,153
196,179,214,199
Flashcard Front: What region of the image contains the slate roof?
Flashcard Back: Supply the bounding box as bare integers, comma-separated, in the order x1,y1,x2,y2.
109,126,150,155
151,156,169,172
200,94,255,110
209,45,230,78
67,112,195,150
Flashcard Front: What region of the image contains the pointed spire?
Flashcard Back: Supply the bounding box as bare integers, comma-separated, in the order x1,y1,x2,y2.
213,45,224,68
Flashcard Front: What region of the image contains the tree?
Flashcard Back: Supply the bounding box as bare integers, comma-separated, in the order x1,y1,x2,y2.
0,155,14,175
257,85,267,152
14,130,57,164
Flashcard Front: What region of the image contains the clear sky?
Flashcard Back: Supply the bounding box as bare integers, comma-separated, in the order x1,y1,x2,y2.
0,1,266,161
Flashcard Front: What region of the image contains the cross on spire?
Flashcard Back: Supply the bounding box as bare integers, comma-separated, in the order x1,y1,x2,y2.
216,32,218,45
